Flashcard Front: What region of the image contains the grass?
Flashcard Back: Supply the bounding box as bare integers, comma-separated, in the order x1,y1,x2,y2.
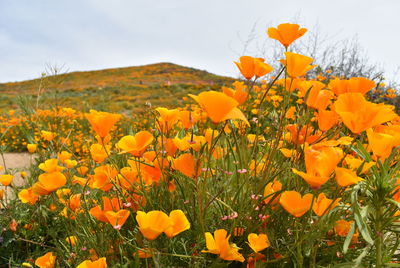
0,63,235,113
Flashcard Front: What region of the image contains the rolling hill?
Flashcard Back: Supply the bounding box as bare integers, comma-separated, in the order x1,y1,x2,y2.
0,63,236,113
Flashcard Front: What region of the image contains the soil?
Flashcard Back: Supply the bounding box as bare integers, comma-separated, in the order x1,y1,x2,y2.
0,153,34,201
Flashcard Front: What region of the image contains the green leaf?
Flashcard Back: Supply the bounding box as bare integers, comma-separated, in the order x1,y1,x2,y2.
354,205,374,245
343,221,356,254
353,245,370,266
351,190,374,245
352,140,372,162
386,264,400,267
388,199,400,209
332,263,364,268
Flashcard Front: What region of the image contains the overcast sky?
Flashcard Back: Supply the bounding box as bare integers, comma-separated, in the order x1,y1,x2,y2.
1,0,400,83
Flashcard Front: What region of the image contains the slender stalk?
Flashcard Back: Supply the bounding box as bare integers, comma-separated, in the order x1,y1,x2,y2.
375,203,383,268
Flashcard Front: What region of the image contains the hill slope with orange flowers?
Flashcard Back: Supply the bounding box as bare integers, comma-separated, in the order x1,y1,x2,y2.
0,63,235,113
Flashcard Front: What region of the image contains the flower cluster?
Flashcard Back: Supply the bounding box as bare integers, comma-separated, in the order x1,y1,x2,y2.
0,23,399,267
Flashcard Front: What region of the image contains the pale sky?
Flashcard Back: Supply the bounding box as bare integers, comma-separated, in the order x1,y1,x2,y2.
1,0,400,83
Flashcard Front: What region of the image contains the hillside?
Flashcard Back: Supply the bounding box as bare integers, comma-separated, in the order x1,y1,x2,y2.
0,63,236,113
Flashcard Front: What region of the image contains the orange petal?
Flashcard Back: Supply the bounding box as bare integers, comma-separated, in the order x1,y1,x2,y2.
279,191,313,217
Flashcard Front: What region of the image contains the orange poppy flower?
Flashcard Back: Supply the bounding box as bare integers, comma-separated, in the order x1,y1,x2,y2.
306,87,333,110
328,78,348,95
247,233,270,253
317,110,339,131
392,179,400,202
298,81,324,97
247,253,267,268
60,194,82,220
57,151,72,163
374,124,400,147
222,84,248,105
56,188,71,202
85,110,121,138
90,143,109,163
158,138,177,156
335,167,363,187
204,128,219,144
27,143,38,153
292,168,330,189
189,91,249,125
9,219,17,232
285,124,321,145
178,110,199,129
143,151,157,162
307,144,343,175
116,167,137,189
173,136,203,152
89,196,122,223
0,174,13,186
65,236,78,246
35,252,56,268
156,107,180,124
96,134,111,145
91,143,110,162
128,159,162,185
334,219,353,237
65,159,77,169
117,131,153,157
344,155,375,174
172,137,191,153
234,56,273,80
292,144,343,188
318,136,354,147
329,77,376,95
276,77,303,92
72,175,88,187
281,52,316,78
18,188,39,205
285,106,296,120
312,193,340,216
263,180,282,204
105,209,130,229
36,172,67,193
134,248,153,259
39,159,64,173
77,166,89,176
136,210,171,240
41,130,57,142
254,58,274,78
280,148,297,158
68,194,81,211
334,93,397,133
76,257,107,268
88,165,118,191
155,107,180,132
267,23,307,48
203,229,245,262
367,128,398,160
32,182,51,196
173,153,199,178
164,210,191,238
279,191,313,217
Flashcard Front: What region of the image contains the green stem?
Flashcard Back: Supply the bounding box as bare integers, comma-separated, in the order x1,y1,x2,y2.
376,208,383,268
295,224,304,267
309,244,317,268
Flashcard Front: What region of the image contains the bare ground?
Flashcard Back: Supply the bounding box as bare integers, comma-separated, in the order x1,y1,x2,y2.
1,153,34,200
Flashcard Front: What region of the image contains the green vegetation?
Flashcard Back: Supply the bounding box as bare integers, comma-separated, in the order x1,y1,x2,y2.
0,63,235,113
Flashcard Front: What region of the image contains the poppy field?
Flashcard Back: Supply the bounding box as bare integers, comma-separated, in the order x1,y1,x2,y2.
1,23,400,267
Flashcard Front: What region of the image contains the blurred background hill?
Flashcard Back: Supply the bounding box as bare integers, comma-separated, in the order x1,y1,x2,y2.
0,62,235,113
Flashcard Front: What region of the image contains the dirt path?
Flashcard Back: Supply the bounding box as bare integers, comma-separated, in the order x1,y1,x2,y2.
0,153,33,200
